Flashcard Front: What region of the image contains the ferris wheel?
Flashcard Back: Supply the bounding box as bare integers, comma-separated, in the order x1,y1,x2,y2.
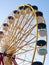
0,4,48,65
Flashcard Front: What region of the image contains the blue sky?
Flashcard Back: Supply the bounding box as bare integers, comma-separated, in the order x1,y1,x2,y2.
0,0,49,65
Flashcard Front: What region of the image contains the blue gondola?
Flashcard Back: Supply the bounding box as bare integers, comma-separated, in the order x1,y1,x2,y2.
36,11,43,17
32,61,43,65
38,23,46,29
28,4,38,10
37,40,47,46
32,5,38,10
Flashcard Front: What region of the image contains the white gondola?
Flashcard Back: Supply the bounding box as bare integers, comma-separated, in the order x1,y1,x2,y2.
8,16,14,25
0,31,4,40
37,46,47,55
38,29,47,36
37,40,47,55
13,10,20,18
19,6,26,15
36,11,45,24
37,16,44,23
3,23,9,31
38,22,46,37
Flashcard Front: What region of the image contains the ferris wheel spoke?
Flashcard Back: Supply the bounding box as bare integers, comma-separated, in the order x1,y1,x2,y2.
3,13,25,46
10,15,34,44
16,48,34,55
15,59,31,65
5,14,23,45
6,12,33,46
6,16,34,49
13,17,34,44
15,36,36,51
1,15,19,45
15,24,36,47
9,15,25,38
16,57,31,63
15,40,36,53
7,24,36,51
16,24,36,45
6,35,36,53
8,11,32,42
16,40,35,50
